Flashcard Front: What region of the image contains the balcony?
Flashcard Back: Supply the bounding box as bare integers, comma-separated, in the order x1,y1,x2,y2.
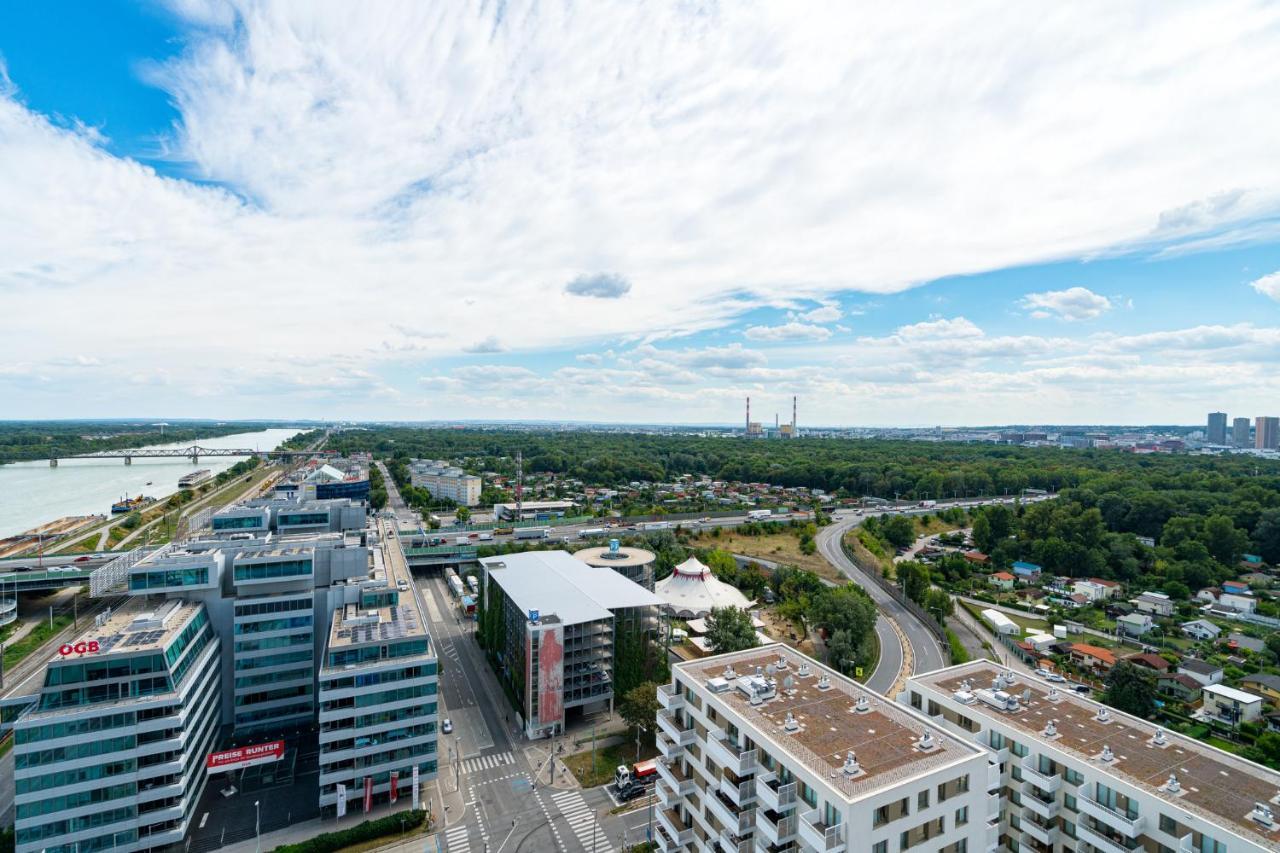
658,683,686,711
655,824,677,853
657,760,696,798
720,775,756,808
657,779,679,810
718,828,753,853
658,710,696,748
1079,790,1146,838
658,731,683,761
658,807,695,847
706,730,758,776
1178,833,1195,853
1076,820,1142,853
754,775,798,813
985,820,999,853
706,788,743,833
798,809,846,852
755,808,798,847
1019,784,1059,820
1019,755,1062,793
1019,818,1059,847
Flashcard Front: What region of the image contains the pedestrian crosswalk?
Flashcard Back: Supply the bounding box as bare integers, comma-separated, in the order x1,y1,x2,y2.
443,823,471,853
458,750,515,774
551,789,614,853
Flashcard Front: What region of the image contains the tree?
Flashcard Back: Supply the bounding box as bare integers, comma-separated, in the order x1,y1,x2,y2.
1103,661,1156,718
704,606,759,654
971,513,993,553
807,585,877,644
881,515,916,549
899,561,931,605
1200,514,1246,565
618,682,660,741
455,505,472,523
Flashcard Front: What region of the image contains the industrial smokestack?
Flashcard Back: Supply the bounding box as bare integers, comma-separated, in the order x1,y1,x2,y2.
793,396,797,432
745,397,750,434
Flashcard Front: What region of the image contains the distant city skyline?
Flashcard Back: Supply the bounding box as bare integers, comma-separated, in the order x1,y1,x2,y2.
3,3,1280,424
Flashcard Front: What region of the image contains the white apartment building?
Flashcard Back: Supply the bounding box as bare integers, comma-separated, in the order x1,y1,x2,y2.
11,599,221,853
903,660,1280,853
656,644,991,853
408,460,482,507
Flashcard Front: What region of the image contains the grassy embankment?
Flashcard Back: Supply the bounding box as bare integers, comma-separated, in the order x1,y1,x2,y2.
686,529,841,583
563,741,660,788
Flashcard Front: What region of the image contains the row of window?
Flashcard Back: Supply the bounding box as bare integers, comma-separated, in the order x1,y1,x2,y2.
235,632,312,654
235,595,311,617
45,653,166,687
234,614,313,635
235,683,314,707
16,805,136,844
326,638,431,668
38,675,174,711
16,758,136,796
320,662,436,692
15,711,136,745
236,665,314,690
17,781,137,821
213,514,265,530
16,734,137,769
130,567,209,590
234,559,313,582
235,649,312,671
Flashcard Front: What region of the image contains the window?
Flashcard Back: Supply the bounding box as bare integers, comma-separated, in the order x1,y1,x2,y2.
1064,767,1083,786
917,790,929,810
954,806,968,826
1061,819,1076,839
874,797,910,828
873,842,887,853
1010,740,1028,758
989,731,1006,750
1063,794,1078,813
1159,814,1177,835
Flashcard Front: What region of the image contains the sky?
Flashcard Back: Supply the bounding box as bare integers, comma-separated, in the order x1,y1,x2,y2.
3,2,1280,427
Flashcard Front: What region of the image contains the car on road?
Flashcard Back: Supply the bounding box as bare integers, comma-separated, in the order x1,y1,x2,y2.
1072,684,1091,694
1045,673,1066,683
615,783,646,803
442,718,453,734
73,555,92,562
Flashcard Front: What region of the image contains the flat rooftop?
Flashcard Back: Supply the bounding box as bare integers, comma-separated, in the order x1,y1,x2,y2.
482,550,661,625
52,598,203,661
574,546,655,567
678,645,982,800
326,537,426,652
917,661,1280,849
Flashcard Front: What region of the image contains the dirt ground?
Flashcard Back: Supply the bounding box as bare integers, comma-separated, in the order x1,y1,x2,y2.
686,530,841,582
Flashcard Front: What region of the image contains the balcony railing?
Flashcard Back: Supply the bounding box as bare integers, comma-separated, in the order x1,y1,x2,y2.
657,731,681,761
1019,755,1062,793
657,760,696,797
1078,790,1146,838
798,808,846,852
1076,820,1142,853
1019,784,1059,820
657,709,696,747
707,730,759,776
657,807,694,847
755,808,798,846
657,683,686,711
755,775,797,813
1019,818,1059,847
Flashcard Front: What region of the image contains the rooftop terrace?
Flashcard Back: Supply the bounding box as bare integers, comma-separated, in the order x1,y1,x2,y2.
678,644,981,800
917,660,1280,849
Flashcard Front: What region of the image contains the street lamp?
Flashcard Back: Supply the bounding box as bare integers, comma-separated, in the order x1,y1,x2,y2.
254,801,261,853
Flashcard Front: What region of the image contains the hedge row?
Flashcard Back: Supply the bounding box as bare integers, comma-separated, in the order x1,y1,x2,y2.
271,808,427,853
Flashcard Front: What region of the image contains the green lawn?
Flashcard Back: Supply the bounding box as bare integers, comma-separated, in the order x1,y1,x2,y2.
3,613,75,671
563,740,659,788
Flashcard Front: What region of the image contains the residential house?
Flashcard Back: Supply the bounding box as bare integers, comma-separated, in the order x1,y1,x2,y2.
1011,560,1042,582
1196,587,1220,605
1133,591,1175,617
1117,612,1154,637
1180,619,1222,641
1241,553,1265,567
1200,683,1264,724
1087,577,1121,598
1240,571,1272,587
1266,709,1280,733
1156,672,1201,702
1240,673,1280,705
1072,579,1110,602
1218,591,1257,614
1227,632,1266,653
988,571,1015,591
1221,580,1250,596
1178,658,1224,687
1068,642,1117,675
961,550,989,565
1125,652,1171,673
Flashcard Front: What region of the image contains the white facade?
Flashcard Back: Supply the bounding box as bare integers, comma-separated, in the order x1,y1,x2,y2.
656,645,989,853
1218,592,1258,614
1201,684,1264,724
409,460,482,506
903,661,1280,853
1132,592,1174,617
11,601,221,853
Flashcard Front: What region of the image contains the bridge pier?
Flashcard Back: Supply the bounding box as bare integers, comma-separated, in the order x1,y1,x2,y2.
190,453,198,464
49,458,57,467
124,456,131,465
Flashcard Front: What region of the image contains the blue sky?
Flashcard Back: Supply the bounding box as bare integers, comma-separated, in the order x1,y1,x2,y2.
4,2,1280,425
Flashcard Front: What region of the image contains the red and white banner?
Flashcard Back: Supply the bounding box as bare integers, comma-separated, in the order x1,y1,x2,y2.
389,771,399,804
206,741,284,774
363,775,373,814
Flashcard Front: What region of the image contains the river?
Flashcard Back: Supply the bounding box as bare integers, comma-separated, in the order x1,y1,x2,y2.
0,428,303,538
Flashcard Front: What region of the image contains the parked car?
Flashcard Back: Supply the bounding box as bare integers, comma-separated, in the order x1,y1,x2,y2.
442,718,453,734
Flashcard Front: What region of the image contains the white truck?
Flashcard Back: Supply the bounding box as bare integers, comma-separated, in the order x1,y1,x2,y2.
640,521,671,531
747,509,772,520
917,500,937,508
578,528,606,539
514,527,549,540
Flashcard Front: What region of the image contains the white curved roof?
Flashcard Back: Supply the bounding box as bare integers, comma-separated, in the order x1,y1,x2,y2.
655,557,752,618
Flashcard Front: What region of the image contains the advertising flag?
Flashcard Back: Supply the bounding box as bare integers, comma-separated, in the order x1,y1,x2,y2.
363,775,373,814
389,771,399,804
336,783,347,818
412,765,420,810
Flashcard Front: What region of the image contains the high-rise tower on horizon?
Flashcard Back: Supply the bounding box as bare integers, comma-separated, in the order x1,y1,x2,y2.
1207,411,1227,444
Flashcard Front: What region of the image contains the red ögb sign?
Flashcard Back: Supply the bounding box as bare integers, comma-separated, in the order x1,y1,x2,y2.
58,641,100,656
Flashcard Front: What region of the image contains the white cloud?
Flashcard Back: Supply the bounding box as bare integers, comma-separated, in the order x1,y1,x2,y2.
5,1,1280,417
1249,270,1280,301
743,322,833,342
802,304,841,323
891,317,985,341
564,272,631,299
1020,287,1113,321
